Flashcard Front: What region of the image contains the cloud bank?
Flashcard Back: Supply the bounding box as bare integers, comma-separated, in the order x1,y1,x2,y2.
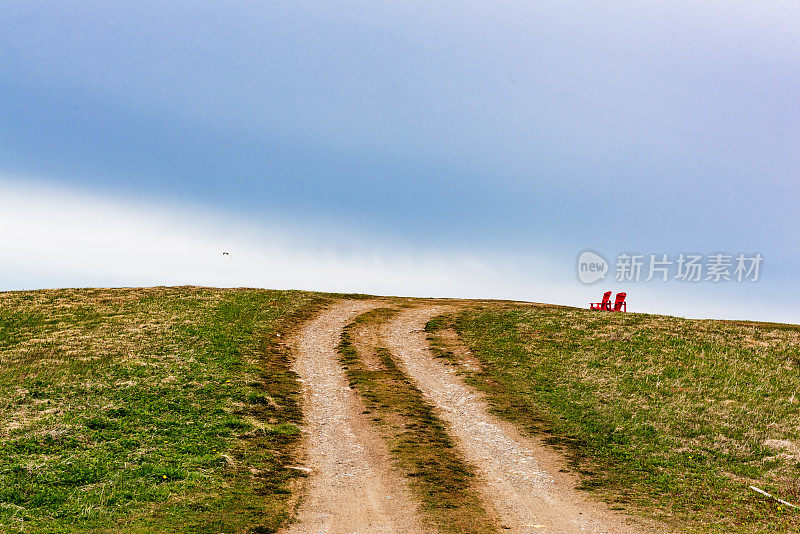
0,179,543,298
1,178,795,325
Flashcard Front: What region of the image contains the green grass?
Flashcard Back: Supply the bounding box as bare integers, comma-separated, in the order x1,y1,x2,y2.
0,286,329,534
431,305,800,533
7,287,796,533
337,308,497,533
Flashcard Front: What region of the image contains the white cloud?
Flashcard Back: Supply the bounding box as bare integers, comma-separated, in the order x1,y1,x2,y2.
0,178,546,298
0,178,796,325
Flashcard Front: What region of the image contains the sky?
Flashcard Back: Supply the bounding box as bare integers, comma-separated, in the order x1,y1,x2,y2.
1,1,798,323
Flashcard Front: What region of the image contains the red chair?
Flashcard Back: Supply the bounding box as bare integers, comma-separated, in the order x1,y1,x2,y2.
590,291,612,310
611,292,627,312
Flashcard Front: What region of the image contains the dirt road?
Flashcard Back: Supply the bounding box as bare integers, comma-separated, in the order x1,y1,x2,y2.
284,300,431,534
381,306,643,534
283,300,645,534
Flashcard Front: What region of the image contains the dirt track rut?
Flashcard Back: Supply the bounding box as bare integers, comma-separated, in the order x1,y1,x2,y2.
283,300,430,534
381,306,643,534
284,300,646,534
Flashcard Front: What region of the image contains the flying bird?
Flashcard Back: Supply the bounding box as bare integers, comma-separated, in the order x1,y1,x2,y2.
222,252,229,256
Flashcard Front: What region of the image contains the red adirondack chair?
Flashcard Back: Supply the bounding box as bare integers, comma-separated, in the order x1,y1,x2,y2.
611,292,627,312
590,291,612,310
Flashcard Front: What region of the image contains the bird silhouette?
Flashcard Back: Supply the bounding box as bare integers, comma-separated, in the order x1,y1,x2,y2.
222,252,229,256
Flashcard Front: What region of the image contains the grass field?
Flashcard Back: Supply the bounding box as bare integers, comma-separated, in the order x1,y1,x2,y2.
4,288,799,533
428,305,800,533
0,287,328,534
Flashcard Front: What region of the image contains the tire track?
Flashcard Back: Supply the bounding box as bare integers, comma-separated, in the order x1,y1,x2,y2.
380,306,646,534
283,300,430,534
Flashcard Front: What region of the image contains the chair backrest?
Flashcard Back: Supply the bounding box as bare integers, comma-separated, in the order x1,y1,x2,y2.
600,291,612,304
613,292,627,311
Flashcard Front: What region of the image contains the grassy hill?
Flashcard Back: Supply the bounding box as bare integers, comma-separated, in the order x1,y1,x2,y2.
1,288,798,533
0,287,331,533
428,303,800,532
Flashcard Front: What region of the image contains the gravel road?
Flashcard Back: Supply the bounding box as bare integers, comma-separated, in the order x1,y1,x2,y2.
381,306,645,534
283,300,648,534
283,300,431,534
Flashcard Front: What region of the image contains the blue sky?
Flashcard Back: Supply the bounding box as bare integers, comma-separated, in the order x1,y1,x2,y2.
1,1,798,322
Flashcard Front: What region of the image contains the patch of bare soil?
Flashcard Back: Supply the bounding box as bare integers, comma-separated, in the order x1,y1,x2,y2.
282,300,431,534
381,306,651,534
429,325,483,373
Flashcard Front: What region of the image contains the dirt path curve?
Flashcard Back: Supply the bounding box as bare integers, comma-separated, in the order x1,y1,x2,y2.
283,300,431,534
381,306,645,534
